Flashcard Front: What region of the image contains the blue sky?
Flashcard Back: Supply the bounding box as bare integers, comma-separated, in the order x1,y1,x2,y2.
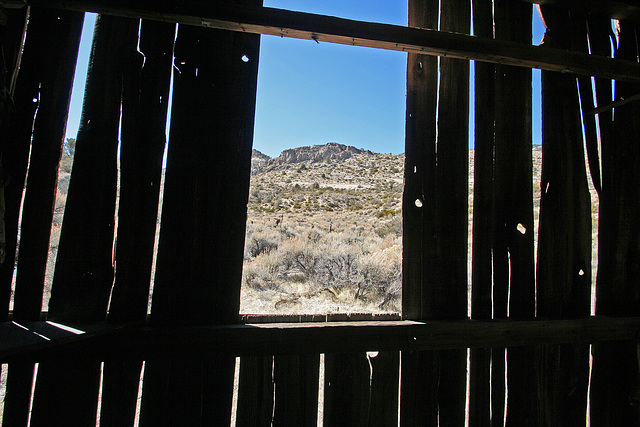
65,3,546,158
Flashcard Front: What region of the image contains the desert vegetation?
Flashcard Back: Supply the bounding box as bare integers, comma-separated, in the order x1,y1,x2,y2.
241,145,404,314
19,142,597,317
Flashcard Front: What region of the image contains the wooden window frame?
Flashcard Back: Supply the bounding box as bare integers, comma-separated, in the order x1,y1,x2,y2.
2,0,640,362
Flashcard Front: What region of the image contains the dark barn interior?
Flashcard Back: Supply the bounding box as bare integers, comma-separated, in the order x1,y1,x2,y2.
2,0,640,425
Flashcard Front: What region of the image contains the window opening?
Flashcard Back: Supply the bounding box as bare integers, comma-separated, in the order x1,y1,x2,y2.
241,32,406,316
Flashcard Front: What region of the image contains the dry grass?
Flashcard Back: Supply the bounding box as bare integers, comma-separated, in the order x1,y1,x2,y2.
241,151,404,315
33,146,598,317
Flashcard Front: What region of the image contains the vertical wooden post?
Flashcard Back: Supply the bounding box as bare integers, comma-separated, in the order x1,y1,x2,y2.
99,20,176,427
401,1,440,424
368,351,400,426
470,0,495,424
324,352,371,426
491,2,536,425
402,0,470,424
29,15,139,425
1,8,83,426
435,1,471,424
108,19,175,322
0,3,28,323
591,19,640,426
272,354,320,426
536,6,592,425
236,356,275,425
141,0,261,423
47,15,139,322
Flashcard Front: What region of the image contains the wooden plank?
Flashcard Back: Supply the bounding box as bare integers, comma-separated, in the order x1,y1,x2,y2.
47,14,138,322
401,0,439,424
323,352,370,426
236,356,275,426
139,356,236,426
0,6,27,98
3,317,640,362
12,8,83,322
272,354,320,426
138,359,171,427
140,0,261,421
30,14,138,424
29,359,101,426
99,19,175,427
469,0,495,424
0,7,35,324
492,2,537,425
590,19,640,426
400,350,439,425
436,0,470,322
536,6,592,424
429,0,471,423
149,21,260,327
107,19,175,321
0,3,28,322
2,362,35,426
586,15,618,427
1,9,83,426
26,0,640,82
368,351,400,426
100,360,142,427
402,0,438,322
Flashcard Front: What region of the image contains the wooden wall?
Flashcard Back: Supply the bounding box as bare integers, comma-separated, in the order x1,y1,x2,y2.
1,0,640,425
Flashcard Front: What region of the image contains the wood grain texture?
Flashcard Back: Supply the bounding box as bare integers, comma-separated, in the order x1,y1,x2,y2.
3,317,640,362
323,352,370,426
149,22,260,327
368,351,400,426
272,354,320,426
0,7,37,323
1,8,82,427
30,14,138,424
469,0,495,424
99,19,175,427
536,7,592,425
236,356,275,426
47,15,139,322
108,19,175,322
591,19,640,426
431,0,471,423
141,0,261,421
493,2,536,425
402,1,444,424
12,8,83,322
27,0,640,81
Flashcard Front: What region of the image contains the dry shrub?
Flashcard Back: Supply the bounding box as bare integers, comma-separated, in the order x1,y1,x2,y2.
241,225,402,313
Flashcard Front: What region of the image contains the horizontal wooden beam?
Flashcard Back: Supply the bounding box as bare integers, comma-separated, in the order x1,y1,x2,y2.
588,92,640,115
27,0,640,82
2,316,640,363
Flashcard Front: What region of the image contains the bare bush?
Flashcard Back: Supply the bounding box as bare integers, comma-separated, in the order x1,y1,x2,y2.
241,225,402,313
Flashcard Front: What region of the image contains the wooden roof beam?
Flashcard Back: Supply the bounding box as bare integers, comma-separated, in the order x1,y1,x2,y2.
27,0,640,82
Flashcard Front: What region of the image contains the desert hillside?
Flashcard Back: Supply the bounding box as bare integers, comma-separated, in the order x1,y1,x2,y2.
39,142,595,317
242,143,404,314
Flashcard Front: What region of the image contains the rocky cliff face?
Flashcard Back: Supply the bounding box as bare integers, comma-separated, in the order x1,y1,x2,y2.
251,142,373,175
250,149,271,176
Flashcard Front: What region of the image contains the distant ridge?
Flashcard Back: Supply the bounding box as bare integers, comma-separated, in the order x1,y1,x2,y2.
251,142,373,175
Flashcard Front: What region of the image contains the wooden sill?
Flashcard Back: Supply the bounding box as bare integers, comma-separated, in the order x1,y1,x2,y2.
2,316,640,363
